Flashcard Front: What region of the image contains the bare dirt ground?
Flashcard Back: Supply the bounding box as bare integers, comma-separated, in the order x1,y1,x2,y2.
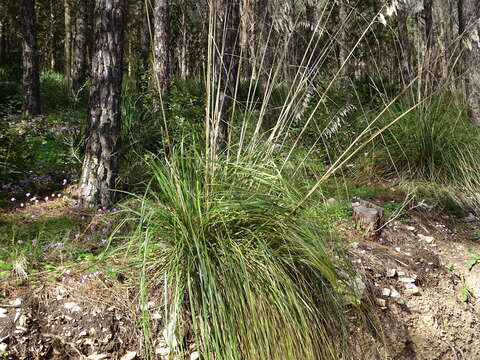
1,201,479,359
349,207,480,360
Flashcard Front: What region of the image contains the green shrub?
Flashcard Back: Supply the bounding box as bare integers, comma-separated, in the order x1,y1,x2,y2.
126,148,354,360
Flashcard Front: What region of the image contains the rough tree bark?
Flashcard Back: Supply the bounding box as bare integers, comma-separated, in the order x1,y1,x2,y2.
463,0,480,125
79,0,125,207
21,0,41,116
64,0,72,82
153,0,170,96
72,0,87,94
397,4,412,85
424,0,434,50
215,0,240,153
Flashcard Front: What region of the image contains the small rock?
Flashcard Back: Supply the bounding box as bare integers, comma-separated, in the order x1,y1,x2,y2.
327,198,337,204
376,298,387,307
0,308,7,318
390,288,401,298
418,234,434,243
147,301,155,309
11,298,22,307
120,351,137,360
406,226,416,231
399,277,416,283
190,351,201,360
397,271,406,276
404,283,420,295
87,354,109,360
64,302,81,312
79,331,87,337
156,347,170,356
386,268,396,278
0,343,7,353
463,213,478,223
382,288,391,297
395,247,401,252
352,276,367,298
152,312,162,320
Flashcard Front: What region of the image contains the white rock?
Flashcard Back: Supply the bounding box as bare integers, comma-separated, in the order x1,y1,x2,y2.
397,271,406,276
79,330,87,337
382,288,391,297
418,234,434,243
190,351,201,360
11,298,22,307
399,277,416,283
147,301,155,309
87,354,109,360
351,276,367,298
152,312,162,320
386,268,396,278
0,308,7,318
376,298,387,307
120,351,137,360
155,347,170,356
463,213,477,222
0,343,7,352
64,302,81,312
406,226,416,231
404,283,420,295
390,288,401,298
395,247,401,252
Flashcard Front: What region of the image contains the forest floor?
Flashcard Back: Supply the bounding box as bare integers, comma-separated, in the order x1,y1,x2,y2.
1,186,480,359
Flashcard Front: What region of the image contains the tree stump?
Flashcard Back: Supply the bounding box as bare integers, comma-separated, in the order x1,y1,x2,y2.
352,200,384,238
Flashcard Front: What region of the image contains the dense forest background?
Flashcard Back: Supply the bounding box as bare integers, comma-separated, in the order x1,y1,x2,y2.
1,1,480,359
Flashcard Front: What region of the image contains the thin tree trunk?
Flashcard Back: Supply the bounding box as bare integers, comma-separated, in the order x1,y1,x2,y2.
49,2,56,69
21,0,41,116
257,0,272,81
65,0,72,83
0,19,4,66
178,1,188,81
397,4,412,85
338,0,351,79
153,0,170,96
215,0,240,153
132,0,150,91
79,0,125,207
424,0,434,50
463,0,480,125
72,0,87,94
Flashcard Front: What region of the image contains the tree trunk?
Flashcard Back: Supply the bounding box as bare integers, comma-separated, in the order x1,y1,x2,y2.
49,1,56,69
305,0,317,30
65,0,72,83
72,0,87,94
424,0,434,50
397,4,412,85
131,0,150,91
215,0,240,153
463,0,480,125
21,0,41,116
257,0,272,81
153,0,170,96
179,9,188,81
79,0,125,208
338,0,351,79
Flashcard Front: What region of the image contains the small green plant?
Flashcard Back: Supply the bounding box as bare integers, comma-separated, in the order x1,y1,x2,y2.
465,248,480,271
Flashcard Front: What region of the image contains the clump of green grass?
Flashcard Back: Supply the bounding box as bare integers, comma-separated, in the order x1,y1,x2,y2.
126,148,355,359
